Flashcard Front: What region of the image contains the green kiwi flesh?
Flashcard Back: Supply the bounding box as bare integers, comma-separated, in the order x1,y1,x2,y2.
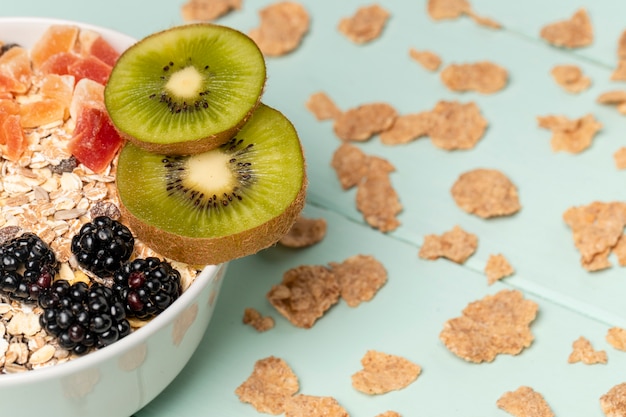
104,23,266,155
115,104,307,265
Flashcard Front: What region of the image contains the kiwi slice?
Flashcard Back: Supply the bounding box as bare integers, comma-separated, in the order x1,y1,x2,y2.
104,23,266,155
115,103,307,265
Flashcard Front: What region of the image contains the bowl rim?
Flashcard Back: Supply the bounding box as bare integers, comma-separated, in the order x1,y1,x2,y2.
0,16,221,385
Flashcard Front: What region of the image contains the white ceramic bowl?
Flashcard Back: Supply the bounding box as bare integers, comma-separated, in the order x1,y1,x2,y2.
0,17,227,416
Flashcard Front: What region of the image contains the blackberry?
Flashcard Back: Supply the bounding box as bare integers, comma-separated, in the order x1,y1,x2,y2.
71,216,134,277
113,257,182,319
0,233,57,302
39,280,131,355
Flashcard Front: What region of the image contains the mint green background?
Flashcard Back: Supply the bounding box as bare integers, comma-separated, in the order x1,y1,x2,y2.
5,1,626,415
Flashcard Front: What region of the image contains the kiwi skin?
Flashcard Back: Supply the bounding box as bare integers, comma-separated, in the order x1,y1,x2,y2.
116,106,308,266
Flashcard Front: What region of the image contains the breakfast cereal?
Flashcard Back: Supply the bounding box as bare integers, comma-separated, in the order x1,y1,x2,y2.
305,91,342,121
329,254,387,307
248,1,310,56
375,412,401,417
243,308,275,332
180,0,242,21
235,356,300,414
279,216,328,248
418,225,478,264
439,289,538,363
331,142,369,190
440,61,508,94
284,395,349,417
333,102,398,142
351,350,421,395
379,112,432,145
338,4,390,44
614,148,626,170
427,0,470,21
540,8,593,48
550,64,591,93
568,336,607,364
497,386,555,417
266,265,340,328
606,327,626,351
409,48,442,72
537,113,602,153
601,382,626,417
450,168,521,218
427,100,488,150
484,253,514,285
356,156,402,232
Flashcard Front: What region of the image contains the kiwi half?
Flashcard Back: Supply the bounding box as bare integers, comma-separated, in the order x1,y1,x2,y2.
115,104,307,265
104,23,266,155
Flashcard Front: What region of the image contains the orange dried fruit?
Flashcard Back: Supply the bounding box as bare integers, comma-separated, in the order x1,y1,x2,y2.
19,99,65,129
30,24,80,69
0,46,33,94
40,73,75,118
68,55,112,85
1,114,27,161
78,29,120,67
69,77,105,120
38,52,81,76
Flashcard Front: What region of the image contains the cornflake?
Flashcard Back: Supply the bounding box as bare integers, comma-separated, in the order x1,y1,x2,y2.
351,350,421,395
305,91,342,121
497,386,555,417
266,265,340,328
568,336,607,365
550,64,591,93
439,289,538,363
537,114,602,153
409,48,442,72
248,1,310,56
338,4,390,44
329,254,387,307
440,61,508,94
375,412,402,417
356,156,402,232
562,201,626,271
285,395,349,417
418,225,478,264
451,168,521,218
614,148,626,170
427,0,501,29
597,90,626,115
333,102,398,142
331,142,369,190
601,383,626,417
540,8,593,48
380,112,432,145
180,0,242,22
484,253,514,285
427,100,488,150
242,308,275,332
279,216,327,248
612,61,626,82
235,356,299,415
607,327,626,351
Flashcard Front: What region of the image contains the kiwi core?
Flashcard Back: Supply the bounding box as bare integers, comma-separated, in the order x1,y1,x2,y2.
184,151,235,195
165,66,204,99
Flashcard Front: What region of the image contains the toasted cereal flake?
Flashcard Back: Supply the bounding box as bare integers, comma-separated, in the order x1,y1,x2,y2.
180,0,241,21
440,61,508,94
305,92,342,121
333,103,398,142
613,234,626,265
568,336,607,364
598,90,626,105
329,254,387,307
409,48,442,72
497,386,555,417
243,308,275,332
338,4,390,44
439,289,538,363
601,383,626,417
279,216,328,248
375,412,402,417
351,350,421,395
619,30,626,59
614,148,626,170
267,265,340,328
451,168,521,218
248,1,310,56
285,395,349,417
537,114,602,153
484,253,514,285
331,142,369,190
356,156,402,232
467,11,502,29
607,327,626,351
380,112,432,145
612,61,626,81
562,201,626,271
550,64,591,93
427,0,470,20
418,225,478,264
540,8,593,48
235,356,299,415
427,101,488,150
